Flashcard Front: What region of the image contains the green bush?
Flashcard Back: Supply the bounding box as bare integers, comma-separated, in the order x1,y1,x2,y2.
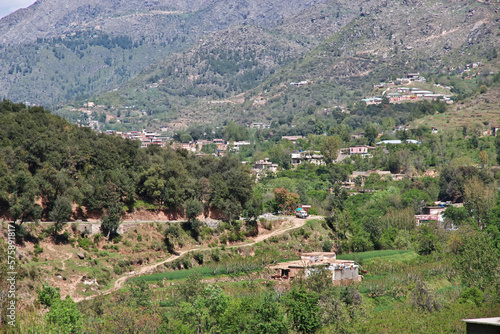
46,296,82,333
113,235,123,244
308,207,318,215
34,243,44,255
322,240,333,252
459,287,485,307
78,237,93,251
38,285,61,308
113,265,124,275
192,252,204,265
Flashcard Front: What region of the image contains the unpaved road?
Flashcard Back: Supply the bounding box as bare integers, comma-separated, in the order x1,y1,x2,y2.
73,215,321,302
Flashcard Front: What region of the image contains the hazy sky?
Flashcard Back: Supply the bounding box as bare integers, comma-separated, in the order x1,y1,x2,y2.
0,0,36,19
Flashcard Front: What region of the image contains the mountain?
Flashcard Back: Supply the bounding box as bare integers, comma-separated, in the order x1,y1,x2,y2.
90,0,500,127
1,0,498,126
0,0,329,106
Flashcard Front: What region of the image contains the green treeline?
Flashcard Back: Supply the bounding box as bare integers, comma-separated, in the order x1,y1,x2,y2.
0,100,254,227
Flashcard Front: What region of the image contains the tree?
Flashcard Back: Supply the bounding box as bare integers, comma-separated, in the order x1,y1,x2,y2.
269,141,293,169
453,229,500,290
479,150,488,168
320,136,341,165
49,196,73,233
139,165,166,209
401,189,431,214
254,294,289,334
285,287,320,334
38,285,61,308
463,176,496,227
443,206,471,227
415,222,442,255
101,202,122,238
496,135,500,165
364,124,378,146
46,296,82,334
185,199,203,222
274,188,300,214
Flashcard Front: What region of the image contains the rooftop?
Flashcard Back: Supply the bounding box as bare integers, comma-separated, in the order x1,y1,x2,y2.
462,318,500,327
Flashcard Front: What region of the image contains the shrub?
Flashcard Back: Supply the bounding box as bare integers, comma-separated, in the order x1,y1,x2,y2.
38,285,61,308
34,244,44,255
322,240,333,252
93,233,103,245
113,235,123,244
192,252,204,265
459,287,484,307
113,265,124,275
78,237,93,251
47,296,82,333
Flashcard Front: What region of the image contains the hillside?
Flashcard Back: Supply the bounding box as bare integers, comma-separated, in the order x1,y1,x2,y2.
0,0,330,106
84,0,500,129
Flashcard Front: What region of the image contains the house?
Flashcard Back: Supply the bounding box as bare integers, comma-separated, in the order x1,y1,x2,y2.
414,203,463,227
340,170,406,188
291,151,325,167
290,80,310,87
212,139,228,152
270,252,361,284
170,142,196,152
376,139,419,146
251,122,270,129
349,146,375,157
362,97,382,105
407,73,426,82
281,136,304,144
431,127,438,134
253,159,279,172
462,317,500,334
230,141,251,151
252,159,279,179
195,140,213,151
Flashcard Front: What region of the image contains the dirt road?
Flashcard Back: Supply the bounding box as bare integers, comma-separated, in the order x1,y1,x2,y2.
73,215,320,302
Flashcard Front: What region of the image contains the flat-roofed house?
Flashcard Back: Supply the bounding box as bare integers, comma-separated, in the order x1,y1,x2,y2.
270,252,362,285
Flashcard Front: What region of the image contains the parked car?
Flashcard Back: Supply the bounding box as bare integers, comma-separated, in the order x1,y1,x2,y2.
295,209,308,218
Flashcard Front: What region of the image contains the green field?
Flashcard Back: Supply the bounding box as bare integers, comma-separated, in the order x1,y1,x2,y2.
337,249,415,262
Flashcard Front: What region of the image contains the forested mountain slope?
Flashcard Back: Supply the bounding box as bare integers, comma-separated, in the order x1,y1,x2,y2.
94,0,500,126
0,0,329,106
0,100,254,225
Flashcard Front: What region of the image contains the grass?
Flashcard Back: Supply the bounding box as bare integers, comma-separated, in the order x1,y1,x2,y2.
337,249,414,261
129,266,227,282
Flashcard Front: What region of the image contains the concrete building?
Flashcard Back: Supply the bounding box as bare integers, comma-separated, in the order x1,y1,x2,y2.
291,151,325,167
270,252,362,285
463,317,500,334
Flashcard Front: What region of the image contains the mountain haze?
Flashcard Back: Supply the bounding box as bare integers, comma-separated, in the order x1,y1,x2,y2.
95,0,500,126
0,0,329,105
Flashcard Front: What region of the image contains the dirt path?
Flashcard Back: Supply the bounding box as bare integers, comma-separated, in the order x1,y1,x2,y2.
73,215,320,302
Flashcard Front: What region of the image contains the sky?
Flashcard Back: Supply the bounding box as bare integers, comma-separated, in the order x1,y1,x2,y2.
0,0,36,19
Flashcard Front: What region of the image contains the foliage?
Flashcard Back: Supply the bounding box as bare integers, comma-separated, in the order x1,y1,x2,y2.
320,136,341,165
46,296,82,334
49,196,73,233
453,229,500,290
459,287,485,307
284,287,320,334
415,223,442,255
38,285,61,308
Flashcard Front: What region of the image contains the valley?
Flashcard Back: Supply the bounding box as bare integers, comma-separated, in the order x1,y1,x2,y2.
0,0,500,333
